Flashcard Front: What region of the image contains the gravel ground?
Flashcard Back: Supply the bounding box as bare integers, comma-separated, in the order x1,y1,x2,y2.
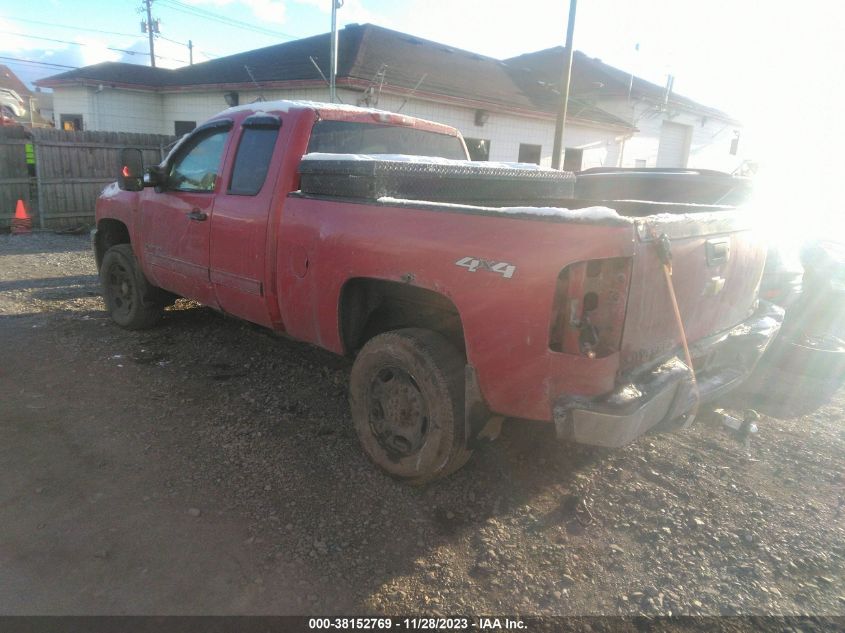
0,232,843,617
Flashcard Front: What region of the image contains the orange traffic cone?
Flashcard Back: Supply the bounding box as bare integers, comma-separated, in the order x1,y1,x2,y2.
10,199,32,234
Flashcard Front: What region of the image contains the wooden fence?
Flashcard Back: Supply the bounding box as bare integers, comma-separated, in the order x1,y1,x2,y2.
0,128,175,230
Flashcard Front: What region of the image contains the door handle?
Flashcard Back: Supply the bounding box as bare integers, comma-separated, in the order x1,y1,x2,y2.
188,209,208,221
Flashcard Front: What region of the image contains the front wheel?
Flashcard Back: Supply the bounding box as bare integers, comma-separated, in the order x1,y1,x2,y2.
100,244,164,330
349,328,472,484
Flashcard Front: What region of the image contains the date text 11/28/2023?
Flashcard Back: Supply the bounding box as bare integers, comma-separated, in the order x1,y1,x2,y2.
307,617,527,630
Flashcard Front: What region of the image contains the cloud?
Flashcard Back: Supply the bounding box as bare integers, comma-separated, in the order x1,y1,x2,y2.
0,15,65,53
75,37,122,67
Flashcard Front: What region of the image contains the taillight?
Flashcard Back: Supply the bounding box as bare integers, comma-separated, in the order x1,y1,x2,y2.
549,257,632,357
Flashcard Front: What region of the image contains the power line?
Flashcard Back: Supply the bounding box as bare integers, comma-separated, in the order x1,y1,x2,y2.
0,31,88,48
5,16,139,39
0,30,187,64
156,0,298,40
160,0,295,37
0,55,79,70
4,15,216,62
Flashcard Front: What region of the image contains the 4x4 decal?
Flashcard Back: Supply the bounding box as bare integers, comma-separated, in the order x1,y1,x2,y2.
455,256,516,279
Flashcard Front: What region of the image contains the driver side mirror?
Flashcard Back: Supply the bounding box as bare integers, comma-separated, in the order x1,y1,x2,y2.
144,166,166,191
117,148,144,191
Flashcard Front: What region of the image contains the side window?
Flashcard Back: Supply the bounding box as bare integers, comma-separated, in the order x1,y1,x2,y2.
229,127,279,196
168,128,229,192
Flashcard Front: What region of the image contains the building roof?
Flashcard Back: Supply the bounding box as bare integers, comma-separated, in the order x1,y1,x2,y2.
38,24,635,130
38,25,736,124
41,61,175,88
0,65,32,97
506,47,736,122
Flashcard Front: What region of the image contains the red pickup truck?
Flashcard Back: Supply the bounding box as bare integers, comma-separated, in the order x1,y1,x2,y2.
94,100,781,482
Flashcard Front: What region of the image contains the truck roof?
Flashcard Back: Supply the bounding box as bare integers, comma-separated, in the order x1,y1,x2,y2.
219,99,460,136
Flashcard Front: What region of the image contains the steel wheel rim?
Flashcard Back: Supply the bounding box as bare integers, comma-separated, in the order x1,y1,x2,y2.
368,366,430,457
106,261,134,318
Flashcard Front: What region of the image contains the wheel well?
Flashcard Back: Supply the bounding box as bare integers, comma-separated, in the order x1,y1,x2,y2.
339,278,466,357
95,219,130,269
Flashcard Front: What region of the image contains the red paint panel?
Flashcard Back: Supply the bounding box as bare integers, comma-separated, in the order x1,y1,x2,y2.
276,197,635,420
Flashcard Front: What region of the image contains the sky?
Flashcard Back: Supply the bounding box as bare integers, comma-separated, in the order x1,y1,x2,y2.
1,0,844,237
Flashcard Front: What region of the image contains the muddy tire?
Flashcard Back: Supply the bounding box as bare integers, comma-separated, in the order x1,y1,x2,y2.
100,244,164,330
349,328,472,484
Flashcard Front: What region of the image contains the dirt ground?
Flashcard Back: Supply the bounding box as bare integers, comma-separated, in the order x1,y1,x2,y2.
0,232,843,617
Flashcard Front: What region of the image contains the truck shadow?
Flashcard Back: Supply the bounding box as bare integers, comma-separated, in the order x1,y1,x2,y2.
113,304,611,611
0,274,99,294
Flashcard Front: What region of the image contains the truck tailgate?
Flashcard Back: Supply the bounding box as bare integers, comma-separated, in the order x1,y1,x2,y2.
621,211,767,372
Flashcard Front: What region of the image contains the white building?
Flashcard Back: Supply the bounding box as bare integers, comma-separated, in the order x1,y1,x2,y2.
508,47,744,172
38,24,742,172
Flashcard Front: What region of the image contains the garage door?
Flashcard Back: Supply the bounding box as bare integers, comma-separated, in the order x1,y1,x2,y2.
656,121,692,167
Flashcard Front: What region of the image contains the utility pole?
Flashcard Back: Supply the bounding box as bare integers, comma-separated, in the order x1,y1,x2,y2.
142,0,157,67
188,39,193,65
329,0,343,103
551,0,577,170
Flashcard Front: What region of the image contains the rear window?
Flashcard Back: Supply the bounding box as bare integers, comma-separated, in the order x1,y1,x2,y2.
306,120,466,160
229,127,279,196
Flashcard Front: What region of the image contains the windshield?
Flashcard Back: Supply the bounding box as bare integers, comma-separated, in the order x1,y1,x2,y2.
306,120,467,160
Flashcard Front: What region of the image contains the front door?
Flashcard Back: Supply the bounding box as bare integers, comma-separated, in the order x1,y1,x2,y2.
210,114,283,327
140,122,232,306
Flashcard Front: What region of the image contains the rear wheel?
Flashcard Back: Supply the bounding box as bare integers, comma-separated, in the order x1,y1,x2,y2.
349,328,472,483
100,244,165,330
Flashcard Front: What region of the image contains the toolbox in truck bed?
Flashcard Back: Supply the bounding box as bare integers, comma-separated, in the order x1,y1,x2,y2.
298,155,576,203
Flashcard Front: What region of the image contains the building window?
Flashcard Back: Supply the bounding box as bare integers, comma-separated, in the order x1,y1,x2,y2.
60,114,83,131
518,143,541,165
634,159,647,168
229,127,279,195
464,138,490,161
563,147,583,172
175,120,197,136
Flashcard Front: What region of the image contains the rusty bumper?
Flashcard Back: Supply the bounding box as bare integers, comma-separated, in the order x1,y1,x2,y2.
553,302,784,447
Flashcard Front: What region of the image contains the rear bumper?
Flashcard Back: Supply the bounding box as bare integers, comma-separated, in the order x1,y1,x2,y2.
552,302,784,447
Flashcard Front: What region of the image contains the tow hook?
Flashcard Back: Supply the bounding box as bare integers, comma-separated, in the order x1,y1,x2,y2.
714,408,760,449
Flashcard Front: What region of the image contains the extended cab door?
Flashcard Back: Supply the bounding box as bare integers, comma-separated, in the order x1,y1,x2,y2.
139,119,233,306
209,113,284,327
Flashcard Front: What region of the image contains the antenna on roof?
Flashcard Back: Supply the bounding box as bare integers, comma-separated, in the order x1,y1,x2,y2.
395,73,427,113
309,56,346,104
244,65,265,102
359,64,387,107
